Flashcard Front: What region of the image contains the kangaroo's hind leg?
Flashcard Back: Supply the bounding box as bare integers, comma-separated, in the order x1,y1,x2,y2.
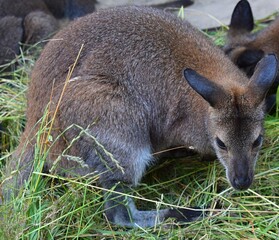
1,136,35,203
102,181,204,228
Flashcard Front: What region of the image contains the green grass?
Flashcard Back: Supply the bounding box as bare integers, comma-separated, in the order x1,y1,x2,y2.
0,20,279,240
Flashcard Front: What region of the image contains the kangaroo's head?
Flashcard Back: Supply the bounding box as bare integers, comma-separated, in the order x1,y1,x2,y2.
224,0,265,77
184,54,278,190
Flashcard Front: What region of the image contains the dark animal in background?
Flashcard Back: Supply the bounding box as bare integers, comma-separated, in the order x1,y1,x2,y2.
0,0,58,66
0,16,23,66
43,0,97,20
2,6,278,228
0,0,98,66
0,0,50,18
225,0,279,98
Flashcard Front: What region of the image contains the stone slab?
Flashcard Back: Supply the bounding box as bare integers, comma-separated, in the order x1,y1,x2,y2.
183,0,279,29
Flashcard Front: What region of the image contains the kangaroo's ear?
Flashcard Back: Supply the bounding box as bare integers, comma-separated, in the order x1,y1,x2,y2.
246,54,278,105
183,69,228,108
229,0,254,33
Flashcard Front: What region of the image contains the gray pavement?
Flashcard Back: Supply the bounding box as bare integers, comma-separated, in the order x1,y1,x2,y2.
184,0,279,29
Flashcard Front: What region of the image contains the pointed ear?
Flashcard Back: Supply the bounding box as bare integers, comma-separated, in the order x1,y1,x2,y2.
246,54,278,105
229,0,254,33
183,69,228,108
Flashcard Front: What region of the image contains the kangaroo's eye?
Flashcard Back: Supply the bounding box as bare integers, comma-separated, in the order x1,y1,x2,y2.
253,135,263,149
216,137,227,150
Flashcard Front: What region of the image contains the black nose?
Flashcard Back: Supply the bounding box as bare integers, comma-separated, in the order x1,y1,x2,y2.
232,176,252,191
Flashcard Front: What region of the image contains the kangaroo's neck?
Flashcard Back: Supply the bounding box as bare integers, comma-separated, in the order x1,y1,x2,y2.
150,86,214,155
172,99,213,155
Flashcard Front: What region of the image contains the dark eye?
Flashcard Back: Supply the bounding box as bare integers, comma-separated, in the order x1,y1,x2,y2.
216,137,227,150
253,135,263,149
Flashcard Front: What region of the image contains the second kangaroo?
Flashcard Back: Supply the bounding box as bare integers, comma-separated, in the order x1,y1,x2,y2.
2,6,278,228
225,0,279,95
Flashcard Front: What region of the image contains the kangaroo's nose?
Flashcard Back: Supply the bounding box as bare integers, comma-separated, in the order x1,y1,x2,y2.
232,176,252,191
231,158,253,190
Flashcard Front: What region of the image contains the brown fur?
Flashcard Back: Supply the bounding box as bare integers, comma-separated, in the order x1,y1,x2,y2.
2,6,277,227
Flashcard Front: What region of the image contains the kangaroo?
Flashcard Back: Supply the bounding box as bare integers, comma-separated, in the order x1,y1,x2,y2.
224,0,279,96
1,6,277,228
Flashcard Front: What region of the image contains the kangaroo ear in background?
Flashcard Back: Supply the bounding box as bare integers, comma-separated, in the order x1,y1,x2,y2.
183,69,228,108
230,0,254,32
247,54,278,105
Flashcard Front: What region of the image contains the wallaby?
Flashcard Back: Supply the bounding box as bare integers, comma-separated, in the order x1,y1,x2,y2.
2,6,278,228
224,0,279,96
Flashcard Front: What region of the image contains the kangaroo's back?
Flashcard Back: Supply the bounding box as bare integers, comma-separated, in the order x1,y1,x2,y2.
28,6,246,127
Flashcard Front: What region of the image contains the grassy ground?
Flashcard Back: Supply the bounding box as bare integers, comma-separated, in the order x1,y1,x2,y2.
0,16,279,240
